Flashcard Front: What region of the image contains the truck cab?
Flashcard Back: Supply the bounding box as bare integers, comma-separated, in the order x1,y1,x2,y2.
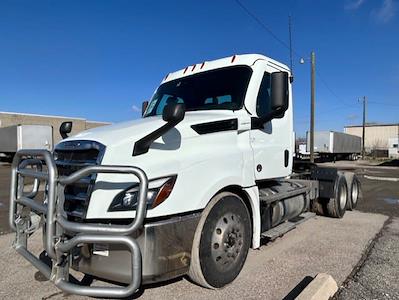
9,54,358,298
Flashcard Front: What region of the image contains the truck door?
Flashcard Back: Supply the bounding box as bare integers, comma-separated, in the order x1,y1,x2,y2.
249,62,293,180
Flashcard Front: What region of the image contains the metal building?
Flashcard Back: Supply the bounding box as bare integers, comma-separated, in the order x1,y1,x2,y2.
344,123,399,156
0,111,110,145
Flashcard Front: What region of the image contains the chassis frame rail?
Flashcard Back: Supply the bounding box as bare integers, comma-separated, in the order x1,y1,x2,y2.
9,149,149,298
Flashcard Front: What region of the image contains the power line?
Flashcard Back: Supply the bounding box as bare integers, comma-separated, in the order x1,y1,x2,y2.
233,0,352,106
315,70,355,107
368,101,399,107
298,103,359,121
233,0,293,52
233,0,374,113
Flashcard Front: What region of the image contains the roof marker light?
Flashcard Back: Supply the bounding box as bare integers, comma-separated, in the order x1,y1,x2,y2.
183,67,188,74
231,55,236,63
200,62,205,69
191,64,196,71
164,73,169,80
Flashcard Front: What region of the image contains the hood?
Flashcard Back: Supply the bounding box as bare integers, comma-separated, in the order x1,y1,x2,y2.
63,110,238,147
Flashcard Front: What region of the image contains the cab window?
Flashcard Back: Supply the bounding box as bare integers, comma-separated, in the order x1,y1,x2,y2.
256,72,271,117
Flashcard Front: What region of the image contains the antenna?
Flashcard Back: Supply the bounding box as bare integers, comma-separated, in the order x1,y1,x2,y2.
288,15,294,75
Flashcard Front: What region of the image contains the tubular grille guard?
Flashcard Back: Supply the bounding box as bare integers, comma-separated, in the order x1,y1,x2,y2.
9,149,149,298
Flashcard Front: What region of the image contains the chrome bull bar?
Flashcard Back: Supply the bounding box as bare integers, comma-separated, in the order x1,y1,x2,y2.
9,149,148,298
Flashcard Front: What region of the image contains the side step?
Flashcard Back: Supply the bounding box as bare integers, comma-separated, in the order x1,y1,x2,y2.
261,212,316,241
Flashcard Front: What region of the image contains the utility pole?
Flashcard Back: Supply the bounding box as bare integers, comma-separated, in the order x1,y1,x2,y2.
361,96,367,159
310,51,316,163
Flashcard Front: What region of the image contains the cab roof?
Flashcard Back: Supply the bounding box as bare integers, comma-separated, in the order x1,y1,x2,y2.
162,54,290,84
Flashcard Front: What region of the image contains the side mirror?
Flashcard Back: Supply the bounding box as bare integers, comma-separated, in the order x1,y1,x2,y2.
142,101,149,116
270,71,289,112
162,103,185,124
60,121,73,139
133,103,185,156
253,71,289,128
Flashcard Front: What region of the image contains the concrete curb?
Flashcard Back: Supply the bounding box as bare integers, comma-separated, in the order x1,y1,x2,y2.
296,273,338,300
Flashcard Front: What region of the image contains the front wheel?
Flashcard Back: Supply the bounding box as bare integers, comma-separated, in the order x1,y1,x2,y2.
188,192,251,289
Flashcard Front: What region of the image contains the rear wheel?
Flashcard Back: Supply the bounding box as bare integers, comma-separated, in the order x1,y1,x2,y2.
312,173,348,218
345,173,361,210
188,192,251,289
326,174,348,218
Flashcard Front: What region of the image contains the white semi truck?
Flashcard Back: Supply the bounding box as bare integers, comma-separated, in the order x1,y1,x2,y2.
9,54,361,298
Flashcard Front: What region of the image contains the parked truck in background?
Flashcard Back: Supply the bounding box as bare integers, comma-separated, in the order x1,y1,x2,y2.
296,143,309,159
306,131,361,161
0,125,53,161
8,54,361,298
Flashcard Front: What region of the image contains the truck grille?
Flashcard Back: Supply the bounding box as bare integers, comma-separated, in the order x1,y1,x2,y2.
54,140,105,222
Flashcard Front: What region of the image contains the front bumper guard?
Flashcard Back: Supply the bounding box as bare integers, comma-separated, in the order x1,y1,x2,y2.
9,149,149,298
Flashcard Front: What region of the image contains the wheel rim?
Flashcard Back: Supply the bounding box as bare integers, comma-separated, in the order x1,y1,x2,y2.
211,213,245,271
352,180,359,204
339,184,347,209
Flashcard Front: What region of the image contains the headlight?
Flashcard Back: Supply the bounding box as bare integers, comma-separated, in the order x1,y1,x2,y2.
108,175,177,211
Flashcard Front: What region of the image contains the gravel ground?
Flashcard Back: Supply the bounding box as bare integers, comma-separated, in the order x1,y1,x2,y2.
0,211,387,300
336,217,399,300
1,161,397,299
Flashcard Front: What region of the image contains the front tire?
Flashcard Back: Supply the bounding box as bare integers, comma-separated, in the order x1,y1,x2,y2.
188,192,251,289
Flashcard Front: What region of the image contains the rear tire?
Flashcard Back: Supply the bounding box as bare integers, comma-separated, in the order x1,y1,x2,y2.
326,174,348,218
345,173,361,210
188,192,251,289
312,173,348,218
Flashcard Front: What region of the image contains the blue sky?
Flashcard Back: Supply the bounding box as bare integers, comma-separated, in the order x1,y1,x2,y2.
0,0,398,136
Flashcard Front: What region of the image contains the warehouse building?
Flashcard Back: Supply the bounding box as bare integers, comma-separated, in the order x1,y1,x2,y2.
0,111,110,145
344,123,399,158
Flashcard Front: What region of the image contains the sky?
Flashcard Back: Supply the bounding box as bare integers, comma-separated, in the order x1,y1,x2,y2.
0,0,398,137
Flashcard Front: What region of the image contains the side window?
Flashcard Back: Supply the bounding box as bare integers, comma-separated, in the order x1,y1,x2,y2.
155,94,184,115
256,72,271,117
203,95,232,105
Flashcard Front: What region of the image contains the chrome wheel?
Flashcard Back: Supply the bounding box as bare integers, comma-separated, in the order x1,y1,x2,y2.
352,180,359,205
189,192,251,288
339,184,347,209
211,213,245,270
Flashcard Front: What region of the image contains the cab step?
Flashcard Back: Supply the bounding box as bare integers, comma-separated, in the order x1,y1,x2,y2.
261,212,316,241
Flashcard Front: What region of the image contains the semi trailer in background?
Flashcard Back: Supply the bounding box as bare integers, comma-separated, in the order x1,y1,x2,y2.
306,131,361,161
0,125,53,161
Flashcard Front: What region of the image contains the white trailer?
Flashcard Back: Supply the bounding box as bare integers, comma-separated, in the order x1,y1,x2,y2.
296,143,310,159
388,137,399,158
306,131,361,161
8,54,361,298
0,125,53,160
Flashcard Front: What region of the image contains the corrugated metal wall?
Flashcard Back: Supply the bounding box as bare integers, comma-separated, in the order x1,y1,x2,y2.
344,124,399,151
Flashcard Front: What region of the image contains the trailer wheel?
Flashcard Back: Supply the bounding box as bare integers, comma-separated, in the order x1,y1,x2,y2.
345,173,361,210
188,192,251,289
326,174,348,218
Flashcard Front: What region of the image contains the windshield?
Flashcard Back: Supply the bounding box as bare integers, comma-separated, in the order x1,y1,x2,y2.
144,65,252,117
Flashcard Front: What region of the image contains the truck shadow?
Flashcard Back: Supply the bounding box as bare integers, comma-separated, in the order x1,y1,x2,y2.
379,159,399,167
125,276,184,299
